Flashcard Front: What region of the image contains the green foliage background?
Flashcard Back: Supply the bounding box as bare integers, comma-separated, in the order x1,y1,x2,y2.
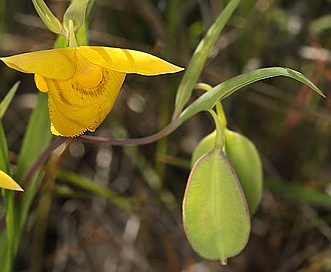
0,0,331,271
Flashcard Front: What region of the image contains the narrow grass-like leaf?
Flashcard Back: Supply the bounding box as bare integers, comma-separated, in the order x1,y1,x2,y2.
14,93,51,182
265,179,331,209
309,14,331,35
0,82,21,272
2,190,15,272
0,122,10,173
13,93,52,253
178,67,324,125
0,81,19,119
0,81,20,173
57,170,132,212
0,230,11,272
173,0,241,118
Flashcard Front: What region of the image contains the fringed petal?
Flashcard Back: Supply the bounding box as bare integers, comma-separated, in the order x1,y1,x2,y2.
46,69,125,137
48,92,101,137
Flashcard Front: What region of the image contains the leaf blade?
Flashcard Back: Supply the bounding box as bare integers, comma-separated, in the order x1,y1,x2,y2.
178,67,324,124
173,0,241,117
0,81,20,119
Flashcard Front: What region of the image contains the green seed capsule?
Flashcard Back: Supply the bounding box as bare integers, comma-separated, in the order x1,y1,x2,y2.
191,129,263,214
183,148,250,263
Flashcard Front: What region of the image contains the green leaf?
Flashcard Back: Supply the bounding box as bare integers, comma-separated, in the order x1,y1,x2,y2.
1,190,15,272
0,122,10,173
183,148,250,263
0,81,20,175
75,0,95,46
309,14,331,35
14,93,51,182
57,170,132,212
0,81,20,119
178,67,324,125
0,82,22,187
0,82,21,272
14,92,52,253
173,0,241,118
54,34,69,48
265,179,331,209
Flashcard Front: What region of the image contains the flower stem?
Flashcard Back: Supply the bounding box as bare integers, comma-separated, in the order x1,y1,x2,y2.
79,120,180,145
208,110,224,149
0,119,180,232
195,83,227,127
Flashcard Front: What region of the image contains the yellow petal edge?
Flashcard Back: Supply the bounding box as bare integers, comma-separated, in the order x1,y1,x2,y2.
1,46,183,77
0,48,75,80
77,46,184,75
0,170,23,191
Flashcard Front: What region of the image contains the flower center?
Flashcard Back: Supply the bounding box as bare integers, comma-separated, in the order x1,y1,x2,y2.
73,50,103,89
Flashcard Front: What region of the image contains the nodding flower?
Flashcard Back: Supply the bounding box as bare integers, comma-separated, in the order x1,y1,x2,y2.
1,46,183,137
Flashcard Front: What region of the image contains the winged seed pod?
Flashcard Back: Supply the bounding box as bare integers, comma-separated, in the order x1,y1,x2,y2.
191,129,263,215
183,148,250,264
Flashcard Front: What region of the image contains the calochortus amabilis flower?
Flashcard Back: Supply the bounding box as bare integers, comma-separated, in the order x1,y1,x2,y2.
1,46,183,137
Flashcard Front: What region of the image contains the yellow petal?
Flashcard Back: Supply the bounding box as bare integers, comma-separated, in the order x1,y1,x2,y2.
46,69,126,137
34,74,49,93
0,170,23,191
50,124,62,136
51,123,73,136
77,46,184,76
1,48,75,80
74,50,103,89
48,92,102,137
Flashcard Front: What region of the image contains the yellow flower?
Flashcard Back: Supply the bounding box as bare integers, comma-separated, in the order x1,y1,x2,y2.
0,170,23,191
1,46,183,137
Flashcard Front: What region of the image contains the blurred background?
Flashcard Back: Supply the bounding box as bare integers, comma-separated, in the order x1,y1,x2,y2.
1,0,331,271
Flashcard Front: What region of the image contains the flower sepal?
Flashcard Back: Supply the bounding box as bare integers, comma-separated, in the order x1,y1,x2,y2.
32,0,64,35
63,0,89,34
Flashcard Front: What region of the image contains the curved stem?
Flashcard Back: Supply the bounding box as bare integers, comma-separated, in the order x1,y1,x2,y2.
1,118,181,232
79,120,180,145
208,110,224,149
195,83,227,127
